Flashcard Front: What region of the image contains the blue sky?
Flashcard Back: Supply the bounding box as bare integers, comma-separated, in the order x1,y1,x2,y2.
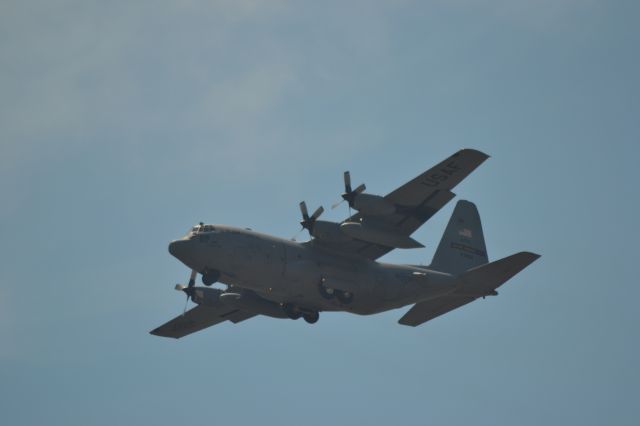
1,1,638,425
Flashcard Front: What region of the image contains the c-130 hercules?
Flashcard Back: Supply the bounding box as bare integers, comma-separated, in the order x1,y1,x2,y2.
151,149,539,338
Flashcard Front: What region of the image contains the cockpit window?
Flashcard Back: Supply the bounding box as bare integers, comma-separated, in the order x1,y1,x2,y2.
191,224,215,234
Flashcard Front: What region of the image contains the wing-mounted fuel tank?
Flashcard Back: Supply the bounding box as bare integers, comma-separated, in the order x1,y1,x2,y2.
340,219,424,249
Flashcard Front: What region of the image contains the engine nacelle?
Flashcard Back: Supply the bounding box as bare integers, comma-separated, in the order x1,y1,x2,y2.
311,220,352,243
352,193,396,216
190,287,224,307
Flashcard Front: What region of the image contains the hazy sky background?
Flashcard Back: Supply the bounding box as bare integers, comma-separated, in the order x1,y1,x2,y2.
1,1,638,425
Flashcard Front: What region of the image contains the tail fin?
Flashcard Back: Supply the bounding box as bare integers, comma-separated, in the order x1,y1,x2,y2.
430,200,488,275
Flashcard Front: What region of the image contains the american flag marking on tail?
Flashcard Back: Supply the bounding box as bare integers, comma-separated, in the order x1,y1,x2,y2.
458,228,472,238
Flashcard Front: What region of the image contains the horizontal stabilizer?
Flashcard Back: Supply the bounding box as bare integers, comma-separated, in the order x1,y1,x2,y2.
399,251,540,327
456,251,540,296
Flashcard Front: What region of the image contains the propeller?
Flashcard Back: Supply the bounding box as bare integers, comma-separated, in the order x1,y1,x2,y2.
175,269,197,315
293,201,323,239
331,171,366,216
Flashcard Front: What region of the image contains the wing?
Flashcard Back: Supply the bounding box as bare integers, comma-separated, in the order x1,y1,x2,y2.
150,305,256,339
316,149,489,260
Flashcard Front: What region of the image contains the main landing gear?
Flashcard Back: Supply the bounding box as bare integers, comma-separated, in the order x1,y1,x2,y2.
283,303,319,324
303,311,319,324
318,278,354,304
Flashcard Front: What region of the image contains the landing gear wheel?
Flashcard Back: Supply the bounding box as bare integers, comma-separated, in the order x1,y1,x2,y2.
336,290,354,304
303,312,319,324
283,303,302,320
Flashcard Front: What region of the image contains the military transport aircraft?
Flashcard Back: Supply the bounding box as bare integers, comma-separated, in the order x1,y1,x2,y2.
151,149,539,338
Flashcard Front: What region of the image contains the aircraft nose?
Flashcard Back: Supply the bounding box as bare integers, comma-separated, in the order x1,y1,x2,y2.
168,239,191,262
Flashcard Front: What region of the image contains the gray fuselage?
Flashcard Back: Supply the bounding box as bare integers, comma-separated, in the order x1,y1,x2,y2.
169,225,455,315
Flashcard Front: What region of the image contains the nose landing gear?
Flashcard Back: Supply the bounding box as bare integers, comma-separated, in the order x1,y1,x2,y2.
201,269,220,286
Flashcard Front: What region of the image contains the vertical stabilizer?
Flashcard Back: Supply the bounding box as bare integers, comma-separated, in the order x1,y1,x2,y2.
429,200,488,275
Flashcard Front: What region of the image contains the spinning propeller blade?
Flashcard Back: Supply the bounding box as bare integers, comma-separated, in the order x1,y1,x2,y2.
331,199,345,209
297,201,324,237
331,171,366,215
300,200,309,220
175,269,198,315
344,170,352,193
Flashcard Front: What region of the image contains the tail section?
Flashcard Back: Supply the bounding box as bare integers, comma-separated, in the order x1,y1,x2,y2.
400,199,540,327
399,252,540,327
455,252,541,297
430,200,488,275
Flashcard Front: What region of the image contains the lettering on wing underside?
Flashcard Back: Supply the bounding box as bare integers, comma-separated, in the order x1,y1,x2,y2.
420,161,460,187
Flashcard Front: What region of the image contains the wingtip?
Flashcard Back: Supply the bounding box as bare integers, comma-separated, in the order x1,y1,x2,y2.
149,329,180,339
456,148,490,161
518,251,542,262
397,319,418,327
